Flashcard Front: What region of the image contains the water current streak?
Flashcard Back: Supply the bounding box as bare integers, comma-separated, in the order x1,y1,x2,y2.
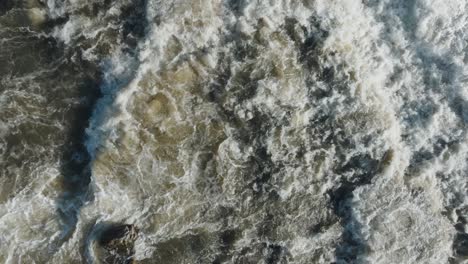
55,1,149,261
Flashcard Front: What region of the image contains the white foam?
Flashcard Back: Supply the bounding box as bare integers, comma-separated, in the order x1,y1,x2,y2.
3,0,468,262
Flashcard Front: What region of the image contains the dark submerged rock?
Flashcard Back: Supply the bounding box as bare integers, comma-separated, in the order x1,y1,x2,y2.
97,224,139,264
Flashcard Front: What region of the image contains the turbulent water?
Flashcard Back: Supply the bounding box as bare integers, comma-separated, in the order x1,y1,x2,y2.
1,0,468,263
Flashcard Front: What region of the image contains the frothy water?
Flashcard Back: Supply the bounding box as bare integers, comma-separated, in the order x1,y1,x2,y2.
1,0,468,263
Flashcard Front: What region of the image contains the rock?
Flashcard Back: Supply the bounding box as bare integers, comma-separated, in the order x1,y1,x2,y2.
97,224,139,264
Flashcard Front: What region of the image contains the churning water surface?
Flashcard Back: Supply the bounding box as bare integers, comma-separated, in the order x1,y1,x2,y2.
1,0,468,263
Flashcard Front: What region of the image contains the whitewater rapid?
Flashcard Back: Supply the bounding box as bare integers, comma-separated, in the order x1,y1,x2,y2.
1,0,468,263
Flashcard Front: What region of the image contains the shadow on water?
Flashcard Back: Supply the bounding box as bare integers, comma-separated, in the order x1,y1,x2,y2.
53,0,149,260
328,184,369,264
56,58,102,243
